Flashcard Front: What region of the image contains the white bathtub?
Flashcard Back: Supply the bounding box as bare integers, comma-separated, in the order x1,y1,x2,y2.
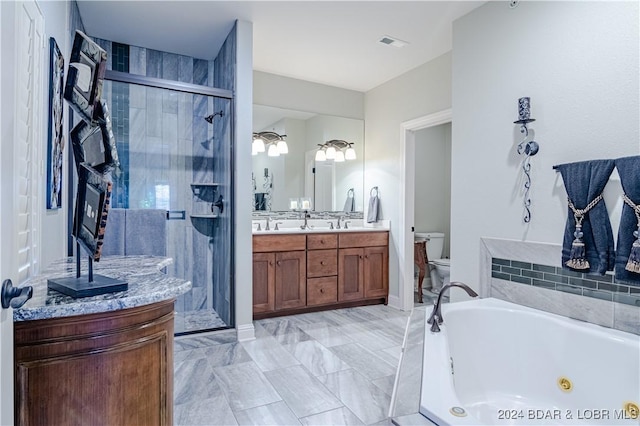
420,298,640,425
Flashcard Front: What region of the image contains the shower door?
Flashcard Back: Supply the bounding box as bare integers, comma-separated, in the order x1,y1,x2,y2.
102,74,234,334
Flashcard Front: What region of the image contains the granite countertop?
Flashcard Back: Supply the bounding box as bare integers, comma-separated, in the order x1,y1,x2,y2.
14,255,191,322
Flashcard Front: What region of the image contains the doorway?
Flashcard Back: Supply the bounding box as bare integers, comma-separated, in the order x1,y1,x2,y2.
398,109,452,311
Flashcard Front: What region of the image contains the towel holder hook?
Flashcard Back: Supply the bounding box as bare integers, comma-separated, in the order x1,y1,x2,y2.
370,186,379,197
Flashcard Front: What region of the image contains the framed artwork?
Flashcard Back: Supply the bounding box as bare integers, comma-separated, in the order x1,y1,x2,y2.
46,38,64,209
63,30,107,124
73,164,112,261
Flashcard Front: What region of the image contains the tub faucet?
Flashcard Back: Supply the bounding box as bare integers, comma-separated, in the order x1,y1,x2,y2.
427,282,478,333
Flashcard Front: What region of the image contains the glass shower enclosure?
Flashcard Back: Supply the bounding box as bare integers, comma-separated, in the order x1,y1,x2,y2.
101,71,234,334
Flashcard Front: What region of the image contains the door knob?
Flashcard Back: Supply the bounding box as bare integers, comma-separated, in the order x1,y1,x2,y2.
1,279,33,309
213,194,224,214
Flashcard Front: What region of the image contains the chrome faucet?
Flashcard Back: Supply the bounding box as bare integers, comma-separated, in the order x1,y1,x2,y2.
427,282,478,333
300,212,312,230
274,221,283,231
265,217,271,231
327,221,334,230
336,216,342,229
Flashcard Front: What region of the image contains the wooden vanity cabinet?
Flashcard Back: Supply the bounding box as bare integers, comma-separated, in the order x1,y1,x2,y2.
253,235,306,314
338,232,389,303
306,234,338,306
253,231,388,318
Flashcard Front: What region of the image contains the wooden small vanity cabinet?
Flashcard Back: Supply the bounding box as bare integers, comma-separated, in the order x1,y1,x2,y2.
253,231,388,319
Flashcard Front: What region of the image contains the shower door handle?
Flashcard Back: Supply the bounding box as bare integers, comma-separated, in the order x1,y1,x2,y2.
213,195,224,214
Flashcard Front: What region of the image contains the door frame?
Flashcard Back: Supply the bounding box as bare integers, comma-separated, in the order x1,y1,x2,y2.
398,109,452,311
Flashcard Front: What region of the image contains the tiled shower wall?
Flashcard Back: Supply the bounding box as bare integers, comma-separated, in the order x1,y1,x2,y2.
93,35,232,327
480,238,640,335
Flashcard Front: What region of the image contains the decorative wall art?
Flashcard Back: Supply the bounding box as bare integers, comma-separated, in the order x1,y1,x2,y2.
46,38,64,209
63,30,107,124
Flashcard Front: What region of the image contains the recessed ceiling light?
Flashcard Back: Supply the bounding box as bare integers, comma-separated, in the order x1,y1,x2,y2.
378,35,408,48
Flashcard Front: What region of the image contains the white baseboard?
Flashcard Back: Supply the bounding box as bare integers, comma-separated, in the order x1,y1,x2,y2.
388,294,402,310
236,323,255,342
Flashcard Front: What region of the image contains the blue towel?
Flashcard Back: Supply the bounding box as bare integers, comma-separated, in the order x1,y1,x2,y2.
125,209,167,256
556,159,615,274
614,156,640,286
101,208,125,256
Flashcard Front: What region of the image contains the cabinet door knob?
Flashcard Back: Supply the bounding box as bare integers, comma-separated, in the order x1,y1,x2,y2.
320,240,325,244
277,261,281,266
359,255,363,259
320,288,325,293
365,255,369,259
269,261,274,266
320,261,325,265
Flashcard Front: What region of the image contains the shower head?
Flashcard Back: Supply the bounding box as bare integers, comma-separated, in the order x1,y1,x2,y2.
204,110,224,124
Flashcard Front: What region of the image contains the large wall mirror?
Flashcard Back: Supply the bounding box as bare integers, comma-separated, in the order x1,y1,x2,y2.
252,104,364,213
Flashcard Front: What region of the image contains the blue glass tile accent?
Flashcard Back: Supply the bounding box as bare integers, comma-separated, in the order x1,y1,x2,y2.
512,275,532,285
491,264,501,271
502,266,521,276
533,264,556,274
568,277,597,289
532,279,555,289
597,282,629,293
112,42,129,73
492,258,510,266
558,268,583,278
543,273,568,284
596,273,614,283
630,287,640,294
491,271,510,281
522,270,543,280
512,261,532,270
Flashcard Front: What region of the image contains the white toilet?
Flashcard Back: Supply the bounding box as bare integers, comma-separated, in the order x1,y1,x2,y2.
414,232,449,294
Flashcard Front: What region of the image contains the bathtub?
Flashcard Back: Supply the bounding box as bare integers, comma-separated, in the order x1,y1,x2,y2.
419,298,640,425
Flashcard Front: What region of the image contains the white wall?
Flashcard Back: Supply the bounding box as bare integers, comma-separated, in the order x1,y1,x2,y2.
254,71,364,120
39,1,70,269
234,20,254,340
364,52,452,299
414,123,451,257
451,2,639,297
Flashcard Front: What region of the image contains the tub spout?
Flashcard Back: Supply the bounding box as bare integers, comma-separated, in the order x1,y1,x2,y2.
427,282,478,333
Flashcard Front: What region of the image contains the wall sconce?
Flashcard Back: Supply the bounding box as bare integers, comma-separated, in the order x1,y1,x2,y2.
315,139,356,162
514,96,539,223
252,131,288,157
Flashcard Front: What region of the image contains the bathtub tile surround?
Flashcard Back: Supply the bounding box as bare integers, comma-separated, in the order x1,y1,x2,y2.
173,304,410,425
481,238,640,334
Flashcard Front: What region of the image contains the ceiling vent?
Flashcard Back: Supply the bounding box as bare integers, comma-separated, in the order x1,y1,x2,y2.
378,35,408,48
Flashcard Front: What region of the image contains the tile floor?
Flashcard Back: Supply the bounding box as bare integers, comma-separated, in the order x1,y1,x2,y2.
173,304,423,425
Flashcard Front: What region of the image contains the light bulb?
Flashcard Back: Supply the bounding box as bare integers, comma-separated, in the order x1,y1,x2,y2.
253,138,265,153
315,149,326,161
267,144,280,157
335,150,345,162
345,147,356,160
325,146,336,160
277,140,288,154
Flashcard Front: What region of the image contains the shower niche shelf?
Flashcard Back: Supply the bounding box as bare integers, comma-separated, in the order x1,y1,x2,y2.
190,183,220,203
190,214,218,237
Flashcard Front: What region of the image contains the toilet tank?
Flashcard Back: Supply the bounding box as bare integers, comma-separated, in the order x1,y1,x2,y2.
415,232,444,261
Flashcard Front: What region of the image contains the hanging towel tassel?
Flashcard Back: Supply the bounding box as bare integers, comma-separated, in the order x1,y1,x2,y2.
566,195,603,270
622,194,640,273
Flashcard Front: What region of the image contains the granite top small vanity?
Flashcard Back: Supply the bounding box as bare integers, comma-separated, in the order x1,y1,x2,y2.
14,255,191,321
14,255,189,424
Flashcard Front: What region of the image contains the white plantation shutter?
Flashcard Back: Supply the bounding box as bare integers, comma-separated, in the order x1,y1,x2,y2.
14,1,43,285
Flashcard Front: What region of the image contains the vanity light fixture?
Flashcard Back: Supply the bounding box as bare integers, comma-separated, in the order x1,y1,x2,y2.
315,140,356,162
252,131,288,157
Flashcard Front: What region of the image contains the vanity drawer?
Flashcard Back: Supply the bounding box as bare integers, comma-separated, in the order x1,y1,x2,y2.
307,277,338,306
307,249,338,278
307,234,338,250
253,235,306,252
339,232,388,248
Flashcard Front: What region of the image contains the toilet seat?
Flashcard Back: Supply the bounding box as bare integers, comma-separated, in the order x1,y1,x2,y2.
431,258,450,267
